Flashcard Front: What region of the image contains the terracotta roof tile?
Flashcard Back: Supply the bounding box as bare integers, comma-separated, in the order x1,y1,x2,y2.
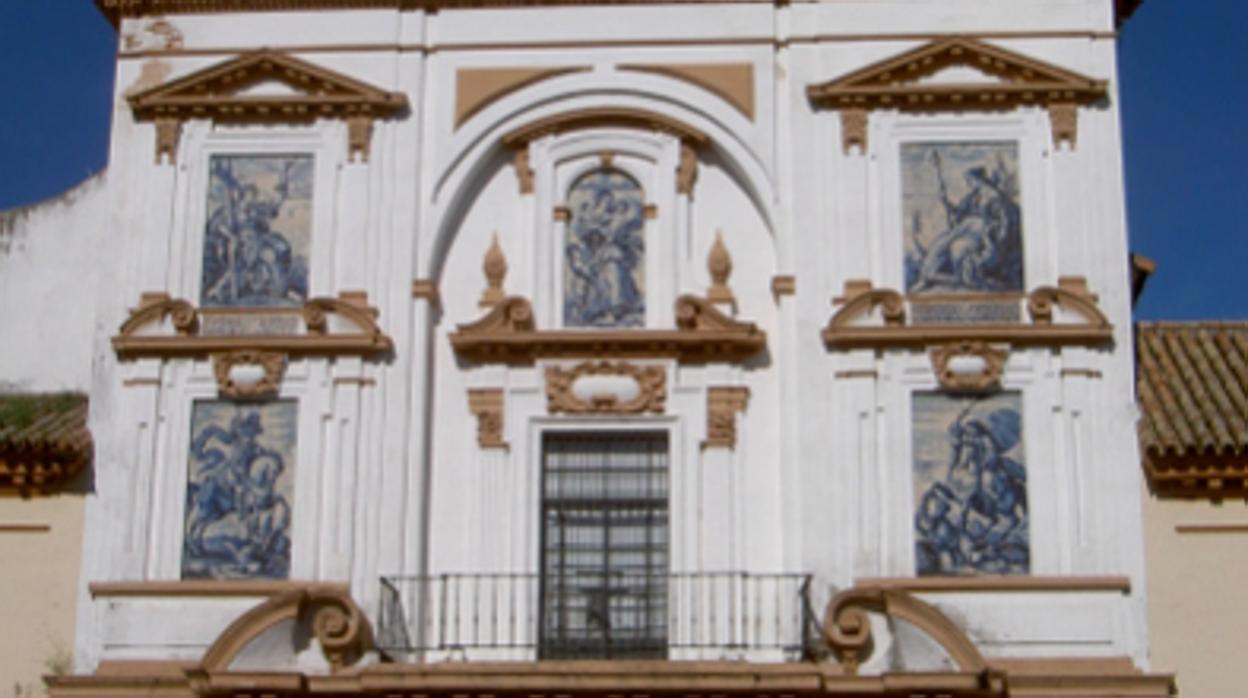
1137,322,1248,496
0,393,92,494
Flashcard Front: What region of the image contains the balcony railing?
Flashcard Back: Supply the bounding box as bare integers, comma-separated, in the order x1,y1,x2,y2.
379,572,818,662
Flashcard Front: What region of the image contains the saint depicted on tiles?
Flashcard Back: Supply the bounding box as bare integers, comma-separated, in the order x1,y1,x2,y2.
902,142,1023,295
182,400,297,580
912,392,1029,576
202,155,312,308
564,169,645,328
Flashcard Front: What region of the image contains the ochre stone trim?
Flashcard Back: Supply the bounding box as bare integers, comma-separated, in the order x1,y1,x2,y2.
705,230,736,311
127,49,408,163
456,66,590,127
619,63,755,120
703,386,749,449
676,142,698,194
823,586,990,676
930,341,1007,392
411,278,441,304
88,580,350,597
853,575,1131,593
112,291,394,358
770,274,796,298
194,586,374,675
823,279,1112,350
480,233,508,308
806,37,1108,152
449,295,766,364
500,107,709,147
467,388,507,449
545,361,666,414
211,350,286,399
512,148,535,194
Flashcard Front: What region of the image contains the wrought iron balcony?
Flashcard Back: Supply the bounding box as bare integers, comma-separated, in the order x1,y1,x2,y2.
379,572,819,662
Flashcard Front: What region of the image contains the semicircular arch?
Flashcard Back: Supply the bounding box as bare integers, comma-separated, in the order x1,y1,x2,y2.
420,73,777,283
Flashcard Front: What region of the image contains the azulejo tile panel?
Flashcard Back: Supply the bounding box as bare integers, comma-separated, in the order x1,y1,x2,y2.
902,142,1023,296
912,391,1029,576
182,400,297,580
564,169,645,328
202,155,313,309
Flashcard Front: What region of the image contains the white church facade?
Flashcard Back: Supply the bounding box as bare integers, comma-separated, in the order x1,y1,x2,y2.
0,1,1174,695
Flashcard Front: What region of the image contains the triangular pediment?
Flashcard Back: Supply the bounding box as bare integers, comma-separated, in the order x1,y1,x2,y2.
129,49,408,122
807,36,1107,111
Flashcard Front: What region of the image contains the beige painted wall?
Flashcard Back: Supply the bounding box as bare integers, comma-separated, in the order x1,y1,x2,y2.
1143,486,1248,698
0,493,84,698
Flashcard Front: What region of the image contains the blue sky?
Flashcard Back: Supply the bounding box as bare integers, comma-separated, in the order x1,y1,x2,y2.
1,2,1244,320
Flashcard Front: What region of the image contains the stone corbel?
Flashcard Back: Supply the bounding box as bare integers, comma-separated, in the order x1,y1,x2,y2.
545,361,666,414
677,141,699,194
512,147,534,194
467,388,507,450
154,117,182,164
840,108,869,155
212,350,287,399
346,115,374,163
1048,102,1078,150
929,341,1007,392
703,386,749,449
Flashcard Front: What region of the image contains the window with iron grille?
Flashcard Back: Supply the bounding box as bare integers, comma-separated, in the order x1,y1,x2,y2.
540,431,669,659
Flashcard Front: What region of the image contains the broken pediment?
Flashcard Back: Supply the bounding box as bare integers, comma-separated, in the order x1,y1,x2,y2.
807,37,1108,152
128,49,408,163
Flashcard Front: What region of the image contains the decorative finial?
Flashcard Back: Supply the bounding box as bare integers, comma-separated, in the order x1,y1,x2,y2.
706,230,736,311
480,233,507,308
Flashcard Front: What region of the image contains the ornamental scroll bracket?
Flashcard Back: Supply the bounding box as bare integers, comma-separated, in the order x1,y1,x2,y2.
822,586,996,682
113,291,394,360
449,294,765,365
127,49,408,164
822,278,1112,350
192,586,376,682
807,36,1109,153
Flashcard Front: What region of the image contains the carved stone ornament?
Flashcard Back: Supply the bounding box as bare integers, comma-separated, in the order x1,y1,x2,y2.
929,341,1007,392
705,230,736,310
807,37,1109,152
513,147,535,194
113,291,393,359
822,278,1112,350
211,350,287,399
127,49,408,164
188,586,375,684
822,585,997,680
703,386,749,450
450,294,765,365
677,141,699,195
480,233,508,308
467,388,506,449
545,361,666,415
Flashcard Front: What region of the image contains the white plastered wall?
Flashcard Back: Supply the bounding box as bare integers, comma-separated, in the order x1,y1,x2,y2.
58,0,1152,673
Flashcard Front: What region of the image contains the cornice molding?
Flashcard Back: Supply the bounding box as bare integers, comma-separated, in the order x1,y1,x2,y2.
112,291,394,359
807,36,1109,152
822,278,1113,350
127,49,408,163
97,2,1141,26
449,295,766,364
